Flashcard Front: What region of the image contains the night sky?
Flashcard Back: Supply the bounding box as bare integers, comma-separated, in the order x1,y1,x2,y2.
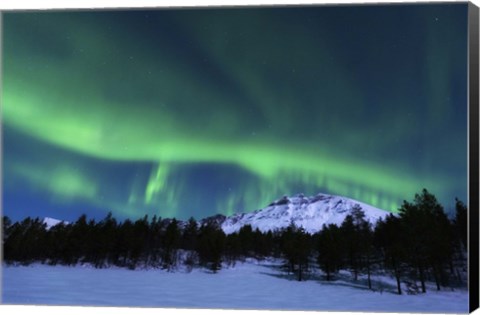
2,4,468,222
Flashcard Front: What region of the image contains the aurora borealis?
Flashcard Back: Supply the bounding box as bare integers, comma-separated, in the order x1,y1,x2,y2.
2,4,468,222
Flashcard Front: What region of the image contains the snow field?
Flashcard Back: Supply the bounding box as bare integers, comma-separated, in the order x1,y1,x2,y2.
2,260,468,313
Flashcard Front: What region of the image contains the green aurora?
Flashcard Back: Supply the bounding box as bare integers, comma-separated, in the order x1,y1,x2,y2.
1,5,468,221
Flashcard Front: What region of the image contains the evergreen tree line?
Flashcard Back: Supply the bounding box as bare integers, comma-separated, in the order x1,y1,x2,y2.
2,189,467,294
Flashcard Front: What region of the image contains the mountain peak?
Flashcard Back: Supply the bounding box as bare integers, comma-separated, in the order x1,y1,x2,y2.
43,217,68,230
221,193,390,234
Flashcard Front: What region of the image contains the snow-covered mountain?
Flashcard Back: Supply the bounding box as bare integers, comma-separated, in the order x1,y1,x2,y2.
220,193,391,234
41,193,391,234
42,217,69,230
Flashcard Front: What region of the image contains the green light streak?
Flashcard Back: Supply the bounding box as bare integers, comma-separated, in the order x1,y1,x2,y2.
9,162,98,202
3,82,445,213
2,10,465,218
145,164,170,204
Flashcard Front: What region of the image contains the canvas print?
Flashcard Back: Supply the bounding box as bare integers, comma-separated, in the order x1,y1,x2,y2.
1,2,476,313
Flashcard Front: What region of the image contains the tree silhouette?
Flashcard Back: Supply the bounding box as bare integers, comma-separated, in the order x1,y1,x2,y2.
162,219,181,270
1,190,466,294
196,222,225,273
340,208,361,281
281,222,311,281
398,189,453,292
374,214,405,294
453,198,467,251
317,224,344,281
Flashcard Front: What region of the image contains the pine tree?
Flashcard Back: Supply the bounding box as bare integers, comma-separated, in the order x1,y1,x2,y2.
182,217,198,251
280,222,311,281
94,212,118,268
131,216,149,268
359,220,375,290
53,222,71,265
224,232,241,266
117,219,135,268
317,224,344,281
453,198,467,251
162,219,181,270
398,189,453,292
340,205,366,281
68,214,89,265
181,217,198,269
148,215,164,266
196,222,225,273
238,224,254,257
374,215,405,294
450,198,468,284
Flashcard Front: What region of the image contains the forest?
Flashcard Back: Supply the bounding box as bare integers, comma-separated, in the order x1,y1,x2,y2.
2,189,468,295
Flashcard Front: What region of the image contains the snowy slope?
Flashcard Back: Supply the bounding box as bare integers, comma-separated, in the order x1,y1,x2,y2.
42,217,68,230
221,193,391,234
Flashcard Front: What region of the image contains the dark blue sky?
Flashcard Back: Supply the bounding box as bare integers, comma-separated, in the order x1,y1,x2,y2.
2,4,468,222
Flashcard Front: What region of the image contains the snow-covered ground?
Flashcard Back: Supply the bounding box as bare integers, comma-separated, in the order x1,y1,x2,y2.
2,260,468,313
